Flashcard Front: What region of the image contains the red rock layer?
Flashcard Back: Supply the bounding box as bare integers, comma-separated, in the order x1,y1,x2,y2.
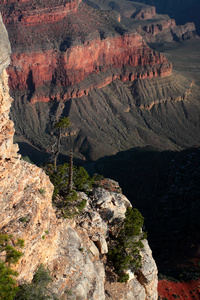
0,0,172,102
7,33,172,102
2,0,82,25
158,279,200,300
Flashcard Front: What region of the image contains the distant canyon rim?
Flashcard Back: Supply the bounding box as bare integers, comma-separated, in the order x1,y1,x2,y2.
0,0,200,162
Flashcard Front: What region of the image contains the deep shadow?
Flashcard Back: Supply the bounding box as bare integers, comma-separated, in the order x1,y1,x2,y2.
85,146,200,279
60,37,73,52
17,141,84,167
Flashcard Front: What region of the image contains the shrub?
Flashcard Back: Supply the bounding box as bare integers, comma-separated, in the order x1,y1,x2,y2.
0,234,24,265
45,163,94,198
19,217,28,223
108,207,147,282
38,188,45,195
44,163,97,218
0,262,19,300
15,265,55,300
0,234,24,299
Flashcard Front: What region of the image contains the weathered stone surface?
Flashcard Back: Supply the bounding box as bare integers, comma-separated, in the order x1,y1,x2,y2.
0,15,11,73
0,66,57,282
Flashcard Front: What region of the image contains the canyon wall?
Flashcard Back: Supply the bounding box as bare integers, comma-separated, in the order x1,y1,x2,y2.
0,0,172,103
1,0,197,105
7,33,171,103
0,15,158,299
1,0,200,163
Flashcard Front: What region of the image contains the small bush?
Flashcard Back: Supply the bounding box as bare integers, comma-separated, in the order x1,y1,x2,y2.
38,188,45,195
32,265,52,286
15,265,54,300
0,261,19,300
0,234,24,299
45,163,97,199
117,272,129,283
44,164,93,218
108,207,146,282
19,217,28,223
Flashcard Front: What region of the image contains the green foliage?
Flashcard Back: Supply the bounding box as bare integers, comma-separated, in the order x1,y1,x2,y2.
45,163,94,199
0,234,24,300
0,234,24,265
44,163,104,219
59,190,87,219
15,265,55,300
21,156,33,164
19,216,28,223
38,188,45,195
44,163,97,218
73,165,92,191
32,265,52,286
77,199,87,212
118,272,130,283
54,117,71,129
108,207,146,282
0,261,19,300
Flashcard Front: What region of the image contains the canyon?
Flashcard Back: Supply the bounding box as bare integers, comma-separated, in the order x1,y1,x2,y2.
1,0,173,102
0,1,200,299
0,17,158,298
0,0,199,162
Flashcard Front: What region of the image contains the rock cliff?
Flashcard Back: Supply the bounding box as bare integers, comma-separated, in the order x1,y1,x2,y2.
90,0,198,43
0,0,172,103
0,16,158,299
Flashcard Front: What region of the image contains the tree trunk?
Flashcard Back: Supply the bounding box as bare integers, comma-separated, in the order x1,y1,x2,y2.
68,149,73,191
53,128,61,171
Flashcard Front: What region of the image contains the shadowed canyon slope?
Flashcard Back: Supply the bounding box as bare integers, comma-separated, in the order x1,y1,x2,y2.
88,145,200,299
0,0,200,161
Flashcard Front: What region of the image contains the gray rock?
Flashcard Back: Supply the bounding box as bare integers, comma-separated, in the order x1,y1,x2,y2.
0,15,11,73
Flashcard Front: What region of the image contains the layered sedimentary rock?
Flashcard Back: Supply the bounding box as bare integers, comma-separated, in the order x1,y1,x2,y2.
92,0,198,43
0,73,158,298
0,0,172,103
135,20,198,43
1,0,200,163
132,0,200,35
7,33,171,103
0,16,158,298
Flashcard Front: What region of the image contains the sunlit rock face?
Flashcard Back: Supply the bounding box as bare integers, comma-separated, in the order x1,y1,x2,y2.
0,14,57,282
0,0,172,103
